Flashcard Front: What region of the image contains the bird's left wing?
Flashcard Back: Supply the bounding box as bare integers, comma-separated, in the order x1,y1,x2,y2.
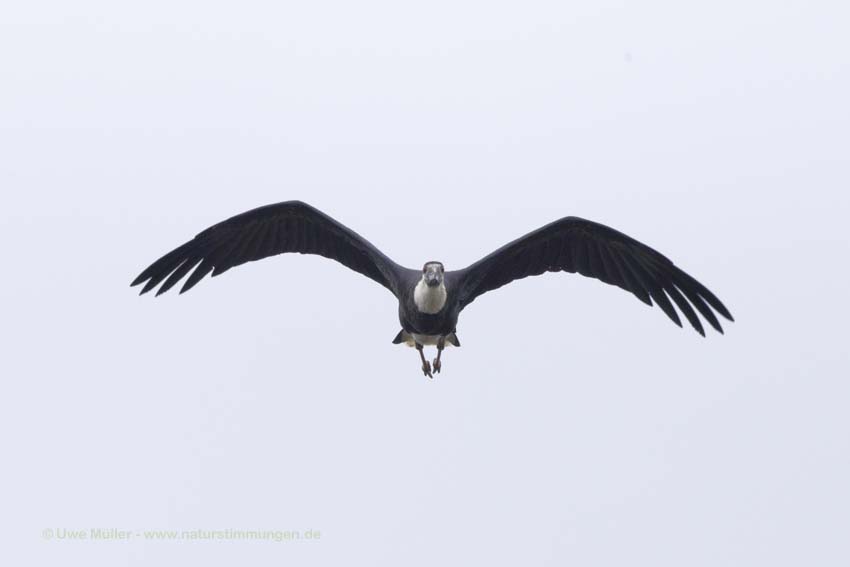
449,216,733,335
131,200,408,297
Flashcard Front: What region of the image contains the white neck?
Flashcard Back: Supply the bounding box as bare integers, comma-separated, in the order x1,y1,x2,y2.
414,279,447,314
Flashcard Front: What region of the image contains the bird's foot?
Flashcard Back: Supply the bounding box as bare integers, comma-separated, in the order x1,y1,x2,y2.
432,358,442,374
421,360,433,378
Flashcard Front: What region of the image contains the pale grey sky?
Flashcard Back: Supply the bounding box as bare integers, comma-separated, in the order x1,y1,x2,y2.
1,1,849,565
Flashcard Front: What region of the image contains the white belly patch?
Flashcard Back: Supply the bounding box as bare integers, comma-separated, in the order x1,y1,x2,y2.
398,331,457,347
412,333,442,346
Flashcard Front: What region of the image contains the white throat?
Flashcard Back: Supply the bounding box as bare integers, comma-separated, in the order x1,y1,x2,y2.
414,279,447,314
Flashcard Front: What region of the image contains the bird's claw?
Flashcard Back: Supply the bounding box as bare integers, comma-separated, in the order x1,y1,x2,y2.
421,360,433,378
432,358,442,373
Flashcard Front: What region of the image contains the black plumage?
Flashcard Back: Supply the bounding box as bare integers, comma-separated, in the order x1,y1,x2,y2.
131,201,408,297
449,216,733,336
132,200,733,376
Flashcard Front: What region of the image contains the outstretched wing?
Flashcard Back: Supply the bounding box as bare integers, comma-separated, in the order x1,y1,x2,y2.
449,216,733,336
131,200,407,297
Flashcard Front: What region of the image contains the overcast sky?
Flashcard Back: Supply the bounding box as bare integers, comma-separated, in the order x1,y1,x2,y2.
2,1,849,565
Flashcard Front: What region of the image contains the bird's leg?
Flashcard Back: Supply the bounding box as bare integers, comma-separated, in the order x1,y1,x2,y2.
416,342,432,378
432,337,446,374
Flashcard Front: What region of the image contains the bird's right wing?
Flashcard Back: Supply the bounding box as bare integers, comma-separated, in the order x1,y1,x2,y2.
131,200,409,297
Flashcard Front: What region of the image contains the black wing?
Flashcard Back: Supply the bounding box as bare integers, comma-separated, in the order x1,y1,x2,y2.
449,216,733,336
131,200,408,297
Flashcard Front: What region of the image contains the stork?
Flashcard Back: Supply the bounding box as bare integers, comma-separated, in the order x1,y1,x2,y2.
132,201,733,377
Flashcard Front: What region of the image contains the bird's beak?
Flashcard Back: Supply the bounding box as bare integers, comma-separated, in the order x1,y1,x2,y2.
425,273,441,287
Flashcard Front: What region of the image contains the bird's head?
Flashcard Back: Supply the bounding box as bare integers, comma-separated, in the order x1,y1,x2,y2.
422,261,445,288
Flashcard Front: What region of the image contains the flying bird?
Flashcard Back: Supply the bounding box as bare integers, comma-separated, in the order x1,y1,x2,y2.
132,201,733,377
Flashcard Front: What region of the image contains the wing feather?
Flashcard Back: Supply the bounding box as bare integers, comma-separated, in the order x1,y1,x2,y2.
132,201,407,297
450,216,732,334
157,256,201,296
665,283,705,336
